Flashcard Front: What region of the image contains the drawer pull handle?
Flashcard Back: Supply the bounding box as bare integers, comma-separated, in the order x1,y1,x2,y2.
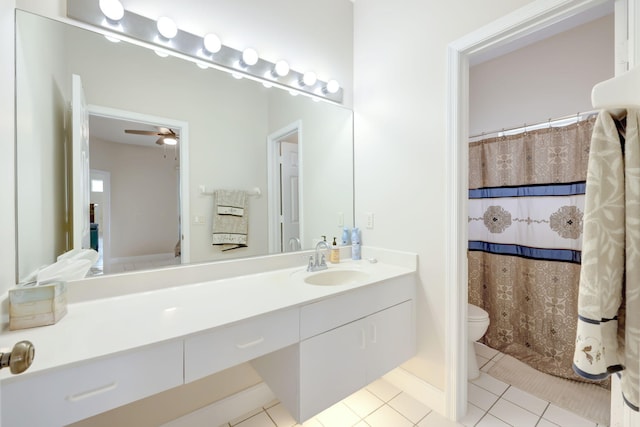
371,324,378,344
236,337,265,349
67,382,118,402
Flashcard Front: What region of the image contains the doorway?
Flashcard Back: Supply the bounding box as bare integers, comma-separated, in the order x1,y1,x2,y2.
87,105,190,273
446,0,624,420
89,169,110,275
268,121,302,253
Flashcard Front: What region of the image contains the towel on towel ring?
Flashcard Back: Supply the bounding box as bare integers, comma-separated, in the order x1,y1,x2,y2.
212,190,248,251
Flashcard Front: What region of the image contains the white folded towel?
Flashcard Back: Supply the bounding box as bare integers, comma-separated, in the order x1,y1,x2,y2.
212,190,248,251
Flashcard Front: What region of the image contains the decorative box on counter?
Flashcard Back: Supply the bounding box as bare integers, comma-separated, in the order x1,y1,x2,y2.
9,281,68,330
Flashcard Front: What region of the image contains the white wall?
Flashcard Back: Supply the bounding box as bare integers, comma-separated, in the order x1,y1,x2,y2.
353,0,535,391
470,14,614,135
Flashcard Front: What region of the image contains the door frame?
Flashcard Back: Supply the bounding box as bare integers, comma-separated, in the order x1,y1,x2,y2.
87,105,191,264
267,120,303,253
445,0,620,419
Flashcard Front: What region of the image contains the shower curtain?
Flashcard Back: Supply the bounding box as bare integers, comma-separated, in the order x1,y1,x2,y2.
468,117,601,383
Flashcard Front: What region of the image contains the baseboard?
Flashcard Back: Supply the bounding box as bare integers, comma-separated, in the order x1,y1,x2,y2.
160,382,275,427
383,367,446,416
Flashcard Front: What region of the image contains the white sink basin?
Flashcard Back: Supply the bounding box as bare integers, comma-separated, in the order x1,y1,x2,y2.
304,269,370,286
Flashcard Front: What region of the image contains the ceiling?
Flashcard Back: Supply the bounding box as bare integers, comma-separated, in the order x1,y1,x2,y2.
469,1,614,66
89,114,179,148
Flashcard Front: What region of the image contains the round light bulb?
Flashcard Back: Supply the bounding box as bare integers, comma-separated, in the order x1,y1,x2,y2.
325,79,340,94
289,90,299,97
99,0,124,22
154,50,169,58
273,60,290,77
196,61,209,69
203,33,222,54
163,137,178,146
232,73,243,80
241,48,259,66
157,16,178,39
302,71,317,86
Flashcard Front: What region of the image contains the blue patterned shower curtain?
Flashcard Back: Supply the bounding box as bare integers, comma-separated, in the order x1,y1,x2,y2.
467,117,604,382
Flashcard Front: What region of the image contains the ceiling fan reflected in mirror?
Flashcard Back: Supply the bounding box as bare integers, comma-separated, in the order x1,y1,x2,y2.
124,127,179,146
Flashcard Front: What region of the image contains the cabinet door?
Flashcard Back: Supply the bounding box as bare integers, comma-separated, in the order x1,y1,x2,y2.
299,319,367,420
366,300,415,382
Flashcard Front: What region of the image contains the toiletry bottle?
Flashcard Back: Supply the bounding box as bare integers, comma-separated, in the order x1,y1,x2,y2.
330,237,340,263
341,227,351,246
351,227,361,260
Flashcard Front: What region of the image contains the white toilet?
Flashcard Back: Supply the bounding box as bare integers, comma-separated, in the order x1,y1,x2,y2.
468,303,490,380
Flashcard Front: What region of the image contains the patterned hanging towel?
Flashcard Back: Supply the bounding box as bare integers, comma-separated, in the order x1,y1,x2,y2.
212,190,248,251
573,109,640,411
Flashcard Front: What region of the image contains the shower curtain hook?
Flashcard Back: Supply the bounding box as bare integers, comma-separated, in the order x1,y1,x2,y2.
548,118,552,129
523,123,527,135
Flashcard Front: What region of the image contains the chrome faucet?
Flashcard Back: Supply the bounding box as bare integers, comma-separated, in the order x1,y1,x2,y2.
307,240,331,272
288,237,301,251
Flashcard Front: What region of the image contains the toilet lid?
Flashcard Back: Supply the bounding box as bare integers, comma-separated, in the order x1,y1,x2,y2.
468,304,489,321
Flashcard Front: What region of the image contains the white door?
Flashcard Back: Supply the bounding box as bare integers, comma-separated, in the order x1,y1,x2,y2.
72,74,91,250
280,141,300,252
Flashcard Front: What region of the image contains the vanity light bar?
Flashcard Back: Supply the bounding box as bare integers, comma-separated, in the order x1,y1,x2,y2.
67,0,343,103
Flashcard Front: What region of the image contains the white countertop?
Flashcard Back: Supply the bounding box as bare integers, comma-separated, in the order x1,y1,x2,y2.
0,252,416,383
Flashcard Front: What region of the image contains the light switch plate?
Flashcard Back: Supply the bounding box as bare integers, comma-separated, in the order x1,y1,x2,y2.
365,212,374,229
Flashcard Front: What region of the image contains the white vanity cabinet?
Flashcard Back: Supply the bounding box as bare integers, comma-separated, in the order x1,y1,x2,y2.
0,255,417,426
253,276,416,422
1,340,183,427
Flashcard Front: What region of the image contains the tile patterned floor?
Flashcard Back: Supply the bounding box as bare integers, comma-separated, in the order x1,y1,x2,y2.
220,344,607,427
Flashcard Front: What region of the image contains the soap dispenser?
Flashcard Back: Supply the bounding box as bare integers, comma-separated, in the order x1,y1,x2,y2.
330,237,340,263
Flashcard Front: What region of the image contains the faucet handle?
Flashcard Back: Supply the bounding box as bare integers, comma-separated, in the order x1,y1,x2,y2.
307,256,314,271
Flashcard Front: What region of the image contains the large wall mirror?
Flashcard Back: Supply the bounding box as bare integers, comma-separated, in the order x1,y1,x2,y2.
15,10,354,282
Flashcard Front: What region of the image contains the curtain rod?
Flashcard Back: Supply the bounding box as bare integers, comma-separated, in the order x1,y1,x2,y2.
469,110,600,140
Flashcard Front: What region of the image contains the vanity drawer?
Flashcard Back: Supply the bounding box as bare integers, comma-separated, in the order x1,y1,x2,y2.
300,275,415,340
184,308,299,383
1,340,183,427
